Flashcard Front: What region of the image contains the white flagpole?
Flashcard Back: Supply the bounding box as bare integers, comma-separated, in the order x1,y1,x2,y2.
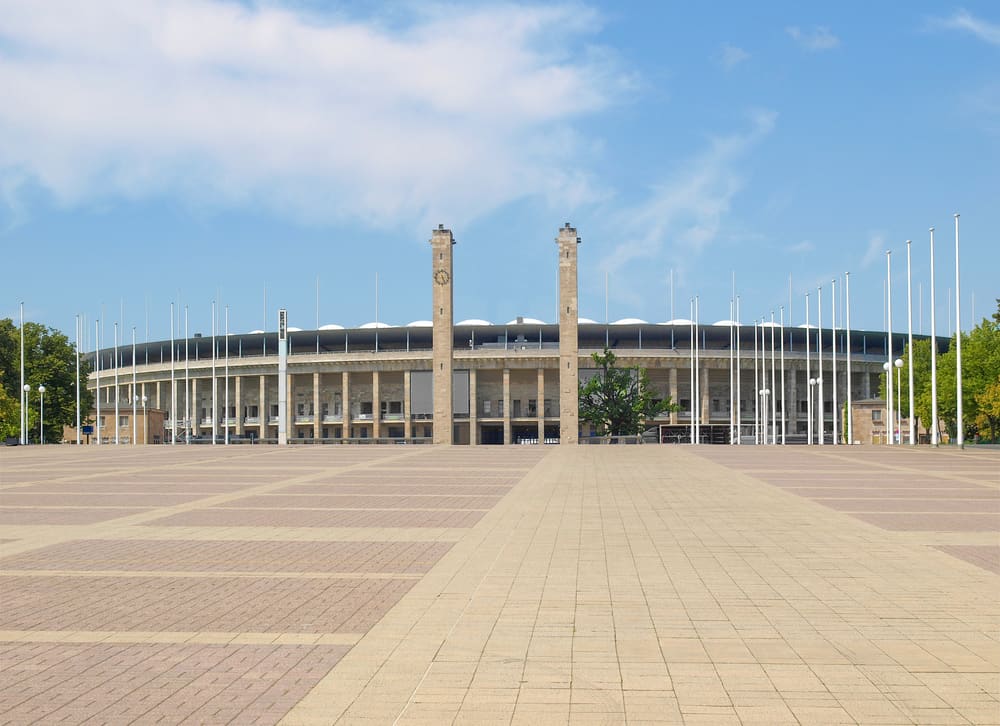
831,278,838,445
806,292,812,445
20,302,25,445
170,303,176,445
225,305,230,445
753,318,759,444
375,272,380,353
906,241,915,445
96,320,101,445
886,251,894,445
736,296,742,444
75,315,81,446
846,272,853,445
114,322,120,445
132,327,137,445
689,299,695,445
779,306,786,445
770,311,776,445
670,268,674,320
184,306,190,444
695,295,701,443
930,228,939,446
817,286,824,445
212,300,217,445
729,299,735,445
954,214,963,449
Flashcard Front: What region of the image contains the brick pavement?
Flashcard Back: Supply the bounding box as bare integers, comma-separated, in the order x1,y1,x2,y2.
1,444,998,725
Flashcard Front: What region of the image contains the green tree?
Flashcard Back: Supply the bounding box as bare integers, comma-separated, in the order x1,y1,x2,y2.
936,316,1000,441
579,348,677,436
0,318,93,443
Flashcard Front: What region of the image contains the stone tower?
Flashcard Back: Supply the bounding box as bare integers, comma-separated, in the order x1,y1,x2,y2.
557,223,580,444
430,225,455,444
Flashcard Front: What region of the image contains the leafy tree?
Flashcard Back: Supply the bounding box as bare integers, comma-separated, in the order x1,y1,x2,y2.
0,319,93,443
0,377,18,440
993,298,1000,326
579,348,677,436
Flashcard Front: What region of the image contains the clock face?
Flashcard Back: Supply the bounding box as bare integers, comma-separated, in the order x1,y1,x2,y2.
434,269,450,285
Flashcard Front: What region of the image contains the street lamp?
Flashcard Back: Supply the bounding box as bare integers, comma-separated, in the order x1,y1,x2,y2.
22,384,30,443
37,384,46,444
894,358,903,445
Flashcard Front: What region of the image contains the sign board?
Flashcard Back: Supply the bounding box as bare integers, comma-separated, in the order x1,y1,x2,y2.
82,425,94,434
278,309,288,340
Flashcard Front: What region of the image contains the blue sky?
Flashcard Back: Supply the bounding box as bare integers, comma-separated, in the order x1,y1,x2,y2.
2,0,997,347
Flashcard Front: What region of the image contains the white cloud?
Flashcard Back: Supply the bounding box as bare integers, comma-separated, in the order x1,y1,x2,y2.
0,0,629,229
935,9,1000,45
861,233,886,269
787,240,814,254
718,44,750,71
597,109,777,292
786,25,840,52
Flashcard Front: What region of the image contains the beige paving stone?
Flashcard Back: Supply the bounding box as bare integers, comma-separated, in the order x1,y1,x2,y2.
3,445,999,725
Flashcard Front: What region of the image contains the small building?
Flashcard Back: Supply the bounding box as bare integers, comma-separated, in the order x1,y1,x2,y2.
849,399,943,445
63,408,166,445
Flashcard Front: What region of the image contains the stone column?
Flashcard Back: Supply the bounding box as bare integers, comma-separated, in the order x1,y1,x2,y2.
469,368,478,445
372,370,381,440
235,375,243,436
192,378,200,436
669,367,678,424
342,371,351,438
430,225,455,444
259,374,266,440
503,368,511,445
537,368,545,443
313,371,321,440
700,366,710,425
403,370,412,440
286,373,294,440
556,223,580,444
155,381,161,410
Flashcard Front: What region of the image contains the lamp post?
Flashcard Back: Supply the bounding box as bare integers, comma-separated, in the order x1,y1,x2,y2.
141,395,148,444
23,384,31,443
38,384,46,444
894,358,903,444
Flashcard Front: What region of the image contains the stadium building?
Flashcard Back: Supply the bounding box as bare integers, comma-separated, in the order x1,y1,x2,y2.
83,224,929,445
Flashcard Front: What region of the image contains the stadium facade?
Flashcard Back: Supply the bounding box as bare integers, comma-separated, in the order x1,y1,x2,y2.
85,223,929,445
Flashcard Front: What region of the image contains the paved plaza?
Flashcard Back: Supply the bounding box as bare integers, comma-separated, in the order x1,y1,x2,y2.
0,444,998,725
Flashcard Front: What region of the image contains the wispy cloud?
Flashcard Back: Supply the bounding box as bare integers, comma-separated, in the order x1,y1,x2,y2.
786,25,840,52
934,9,1000,45
861,233,886,269
0,0,630,229
718,44,750,71
597,109,777,300
787,240,814,254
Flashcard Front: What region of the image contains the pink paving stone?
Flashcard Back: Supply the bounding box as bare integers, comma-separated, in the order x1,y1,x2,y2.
851,512,1000,532
815,498,1000,513
282,484,513,495
0,508,150,525
144,507,485,528
0,642,348,725
221,494,500,509
0,492,211,506
11,481,256,493
1,575,417,632
934,545,1000,574
777,487,996,498
1,539,453,574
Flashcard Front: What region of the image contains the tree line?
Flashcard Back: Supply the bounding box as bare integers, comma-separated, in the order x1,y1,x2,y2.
0,319,93,443
889,298,1000,443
